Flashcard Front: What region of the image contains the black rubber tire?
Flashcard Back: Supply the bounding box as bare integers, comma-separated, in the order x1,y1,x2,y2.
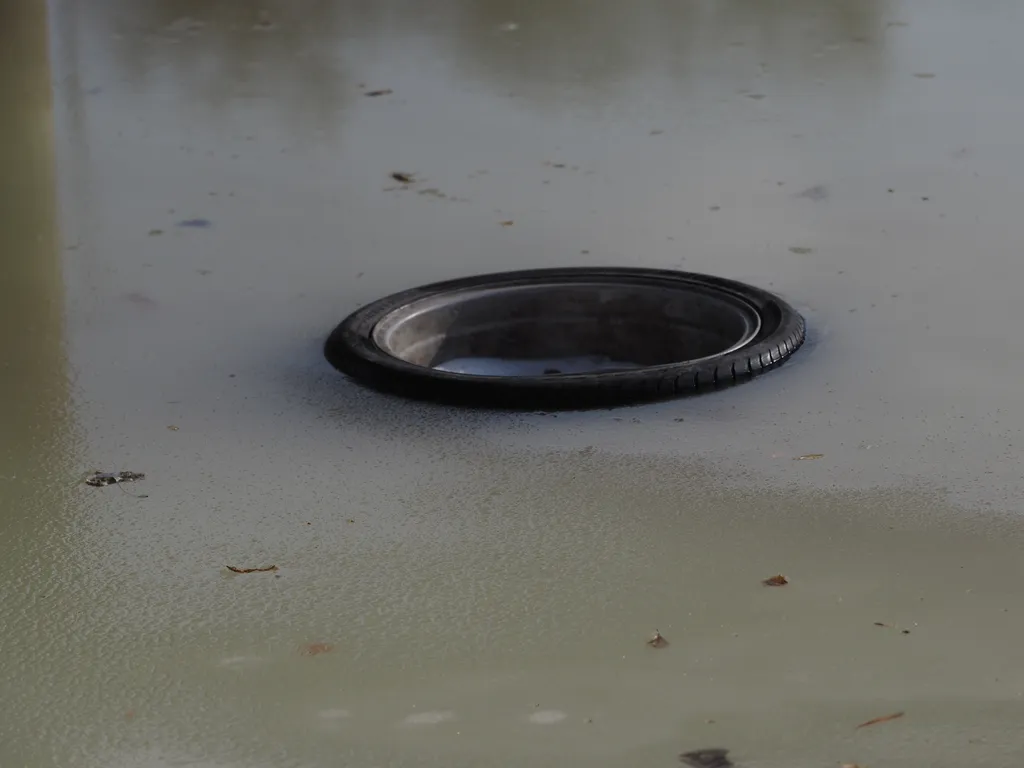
324,267,806,410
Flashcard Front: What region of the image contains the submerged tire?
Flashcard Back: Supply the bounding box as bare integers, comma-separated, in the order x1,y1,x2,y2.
324,267,806,409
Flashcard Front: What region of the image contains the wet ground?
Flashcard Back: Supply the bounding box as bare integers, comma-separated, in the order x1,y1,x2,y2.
5,0,1024,765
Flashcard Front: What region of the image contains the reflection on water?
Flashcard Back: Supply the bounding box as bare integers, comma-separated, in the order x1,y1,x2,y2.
450,0,887,105
62,0,361,131
434,355,642,375
0,0,68,462
0,2,72,488
71,0,888,122
0,1,77,766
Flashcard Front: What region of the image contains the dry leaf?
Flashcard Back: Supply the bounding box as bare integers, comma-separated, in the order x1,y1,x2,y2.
499,220,514,226
794,454,824,461
647,630,669,648
762,574,789,587
226,565,278,574
856,711,904,729
300,643,334,656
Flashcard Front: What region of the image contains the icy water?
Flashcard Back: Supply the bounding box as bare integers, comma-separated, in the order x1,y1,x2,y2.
5,0,1024,766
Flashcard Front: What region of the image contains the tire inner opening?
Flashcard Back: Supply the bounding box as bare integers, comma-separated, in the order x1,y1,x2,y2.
371,282,762,376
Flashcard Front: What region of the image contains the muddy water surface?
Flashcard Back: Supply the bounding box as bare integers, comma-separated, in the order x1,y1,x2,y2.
4,0,1024,766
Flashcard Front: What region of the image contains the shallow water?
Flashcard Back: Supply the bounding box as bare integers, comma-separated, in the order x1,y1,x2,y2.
5,0,1024,765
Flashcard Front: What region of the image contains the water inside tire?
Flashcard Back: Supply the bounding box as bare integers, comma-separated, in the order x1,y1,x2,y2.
371,281,761,376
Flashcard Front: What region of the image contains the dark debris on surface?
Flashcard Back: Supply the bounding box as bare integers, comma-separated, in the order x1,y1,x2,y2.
647,629,669,649
226,565,278,574
680,748,733,768
84,470,145,487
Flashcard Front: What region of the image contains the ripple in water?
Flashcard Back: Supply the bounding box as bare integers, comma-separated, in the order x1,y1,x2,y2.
216,655,265,669
402,710,456,725
318,708,351,720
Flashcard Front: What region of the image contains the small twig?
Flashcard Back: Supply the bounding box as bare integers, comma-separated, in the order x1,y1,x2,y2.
856,711,904,729
114,482,149,499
